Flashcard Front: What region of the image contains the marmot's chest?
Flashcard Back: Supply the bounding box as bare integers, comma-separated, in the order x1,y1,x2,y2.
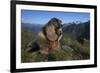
46,26,58,41
45,41,60,51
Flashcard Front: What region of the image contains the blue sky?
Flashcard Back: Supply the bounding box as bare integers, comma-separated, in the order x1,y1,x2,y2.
21,10,90,24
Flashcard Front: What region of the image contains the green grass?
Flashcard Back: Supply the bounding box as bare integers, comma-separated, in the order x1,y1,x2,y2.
21,30,90,63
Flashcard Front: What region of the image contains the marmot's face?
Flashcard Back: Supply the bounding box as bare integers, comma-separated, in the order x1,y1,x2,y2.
49,18,62,29
42,18,63,41
56,28,62,35
53,19,62,29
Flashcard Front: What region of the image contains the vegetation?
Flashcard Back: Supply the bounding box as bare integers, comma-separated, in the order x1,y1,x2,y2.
21,21,90,63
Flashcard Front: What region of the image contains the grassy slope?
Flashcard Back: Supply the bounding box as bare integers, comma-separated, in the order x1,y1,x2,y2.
21,30,90,63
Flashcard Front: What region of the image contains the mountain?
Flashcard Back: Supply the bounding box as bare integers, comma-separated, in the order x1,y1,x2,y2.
21,23,43,33
21,20,90,40
63,21,90,40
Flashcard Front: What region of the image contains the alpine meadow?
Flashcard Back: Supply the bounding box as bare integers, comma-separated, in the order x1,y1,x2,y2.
21,10,90,63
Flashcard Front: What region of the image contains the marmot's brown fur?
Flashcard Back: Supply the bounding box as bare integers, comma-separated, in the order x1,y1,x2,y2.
38,18,63,54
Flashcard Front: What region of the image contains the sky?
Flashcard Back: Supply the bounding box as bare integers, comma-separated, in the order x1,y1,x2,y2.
21,10,90,24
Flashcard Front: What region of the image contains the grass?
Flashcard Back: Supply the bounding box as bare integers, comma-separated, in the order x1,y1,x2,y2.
21,30,90,63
